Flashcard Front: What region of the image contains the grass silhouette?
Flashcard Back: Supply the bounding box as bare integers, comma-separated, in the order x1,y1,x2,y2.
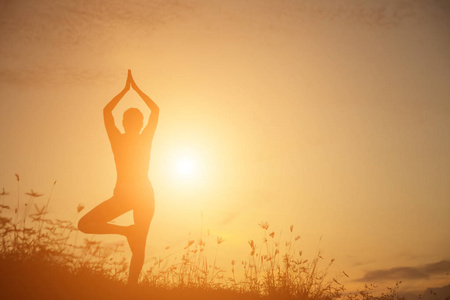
0,175,414,300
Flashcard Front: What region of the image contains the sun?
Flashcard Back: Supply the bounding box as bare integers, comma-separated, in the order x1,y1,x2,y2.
172,153,200,181
162,143,215,190
175,157,196,177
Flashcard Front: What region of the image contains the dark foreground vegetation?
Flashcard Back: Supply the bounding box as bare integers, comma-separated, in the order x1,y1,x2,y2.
0,177,432,300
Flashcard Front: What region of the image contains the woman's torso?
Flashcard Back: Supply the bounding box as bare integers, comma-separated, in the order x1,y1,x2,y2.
111,133,154,201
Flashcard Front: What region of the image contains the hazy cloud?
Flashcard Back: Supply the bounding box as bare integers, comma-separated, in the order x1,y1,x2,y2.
220,211,239,227
0,0,196,86
1,0,448,87
359,260,450,282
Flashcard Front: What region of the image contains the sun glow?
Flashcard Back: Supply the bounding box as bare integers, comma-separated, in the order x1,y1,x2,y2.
175,157,196,177
171,151,202,183
156,139,220,202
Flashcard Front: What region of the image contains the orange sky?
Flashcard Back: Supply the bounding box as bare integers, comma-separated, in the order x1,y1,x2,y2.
1,0,449,293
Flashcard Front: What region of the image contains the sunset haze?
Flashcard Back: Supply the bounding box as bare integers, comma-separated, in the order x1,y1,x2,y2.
1,0,449,293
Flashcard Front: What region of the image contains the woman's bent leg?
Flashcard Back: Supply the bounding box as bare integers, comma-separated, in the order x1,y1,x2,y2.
78,197,131,235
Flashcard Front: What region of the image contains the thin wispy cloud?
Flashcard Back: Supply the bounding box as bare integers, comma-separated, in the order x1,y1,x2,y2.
0,0,196,86
1,0,448,87
358,260,450,282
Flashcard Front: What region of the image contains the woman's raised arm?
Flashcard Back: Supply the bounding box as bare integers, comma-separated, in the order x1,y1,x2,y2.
129,71,159,139
104,71,131,139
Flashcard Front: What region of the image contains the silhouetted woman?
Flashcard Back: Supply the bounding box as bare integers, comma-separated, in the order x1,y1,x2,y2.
78,70,159,284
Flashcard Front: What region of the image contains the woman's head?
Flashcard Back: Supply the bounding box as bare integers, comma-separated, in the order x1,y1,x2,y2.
123,108,143,134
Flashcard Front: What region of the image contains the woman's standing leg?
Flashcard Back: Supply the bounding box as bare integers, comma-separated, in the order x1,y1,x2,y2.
127,200,154,285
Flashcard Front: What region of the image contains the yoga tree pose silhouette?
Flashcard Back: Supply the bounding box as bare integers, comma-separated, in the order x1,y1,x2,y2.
78,70,159,284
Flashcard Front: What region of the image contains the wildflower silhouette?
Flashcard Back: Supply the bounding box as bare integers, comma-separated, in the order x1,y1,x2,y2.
0,188,9,208
77,204,85,213
23,189,43,225
25,189,44,198
259,221,269,230
14,173,19,220
78,69,159,285
1,188,9,196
